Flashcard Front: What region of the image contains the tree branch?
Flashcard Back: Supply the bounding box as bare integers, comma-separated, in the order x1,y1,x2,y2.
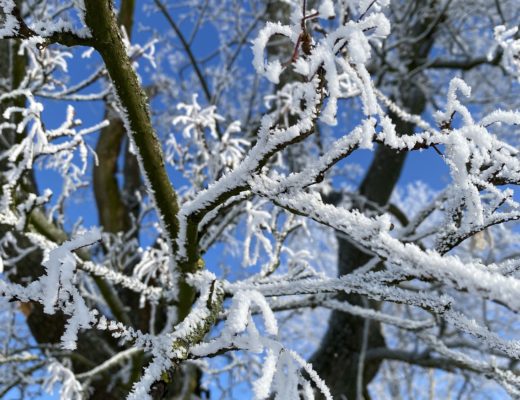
83,1,181,256
154,0,212,104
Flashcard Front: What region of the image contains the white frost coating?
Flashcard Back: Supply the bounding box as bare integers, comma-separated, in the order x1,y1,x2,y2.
44,361,83,400
272,351,299,399
251,22,299,84
243,201,274,267
177,75,520,400
192,287,332,399
123,271,222,400
72,0,87,25
110,88,179,282
495,25,520,80
127,356,174,400
0,88,105,229
251,174,520,311
0,1,17,38
0,0,92,39
358,0,391,14
253,349,278,399
82,260,163,303
320,15,387,120
435,77,473,126
174,94,222,140
228,290,278,335
286,350,333,400
192,289,277,358
252,11,390,101
1,230,100,349
40,229,100,349
324,299,435,330
76,348,141,380
175,77,321,259
168,94,248,185
2,1,520,398
318,0,335,19
177,10,395,258
480,109,520,127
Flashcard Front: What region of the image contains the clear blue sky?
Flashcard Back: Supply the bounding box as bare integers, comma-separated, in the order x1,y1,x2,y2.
6,2,495,399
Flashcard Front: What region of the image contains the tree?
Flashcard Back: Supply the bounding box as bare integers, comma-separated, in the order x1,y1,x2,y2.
1,0,520,399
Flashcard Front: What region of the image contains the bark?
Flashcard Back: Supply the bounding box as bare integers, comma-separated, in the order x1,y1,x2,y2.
87,2,200,398
93,116,132,233
84,1,180,250
93,0,140,236
0,1,196,397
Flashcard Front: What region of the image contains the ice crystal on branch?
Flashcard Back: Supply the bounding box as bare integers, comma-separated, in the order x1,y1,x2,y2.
1,0,520,398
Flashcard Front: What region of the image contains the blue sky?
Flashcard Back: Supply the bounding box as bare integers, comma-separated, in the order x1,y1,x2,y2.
6,1,513,399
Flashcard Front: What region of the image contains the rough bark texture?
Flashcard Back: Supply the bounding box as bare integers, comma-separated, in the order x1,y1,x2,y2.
94,116,132,233
93,0,140,236
86,2,200,398
84,1,180,249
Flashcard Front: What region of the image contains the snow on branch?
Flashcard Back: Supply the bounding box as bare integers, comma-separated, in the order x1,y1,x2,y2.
0,92,107,228
0,229,100,349
2,0,520,398
494,25,520,81
0,0,91,47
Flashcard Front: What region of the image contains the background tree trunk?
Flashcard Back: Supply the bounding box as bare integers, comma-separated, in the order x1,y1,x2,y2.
311,2,440,396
